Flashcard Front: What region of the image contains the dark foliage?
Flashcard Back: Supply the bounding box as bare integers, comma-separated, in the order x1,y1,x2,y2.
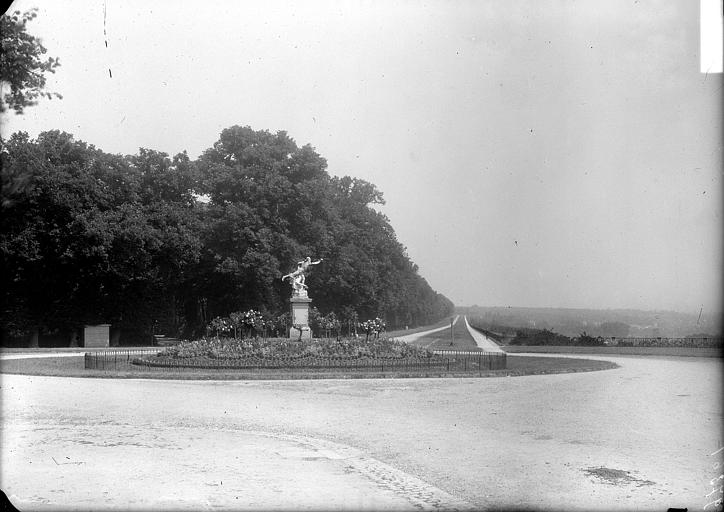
509,329,573,346
508,328,605,347
1,127,454,346
575,331,605,346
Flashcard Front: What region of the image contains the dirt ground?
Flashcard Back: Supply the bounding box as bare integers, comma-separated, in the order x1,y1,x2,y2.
1,354,722,511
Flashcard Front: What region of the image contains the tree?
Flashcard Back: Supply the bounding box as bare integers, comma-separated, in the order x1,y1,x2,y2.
0,131,201,346
2,124,455,346
189,125,455,330
1,9,62,114
0,131,117,341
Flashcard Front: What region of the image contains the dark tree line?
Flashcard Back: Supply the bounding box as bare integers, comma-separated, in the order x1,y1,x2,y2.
1,127,454,346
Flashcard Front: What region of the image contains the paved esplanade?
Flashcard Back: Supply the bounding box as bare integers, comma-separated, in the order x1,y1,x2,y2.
1,354,721,510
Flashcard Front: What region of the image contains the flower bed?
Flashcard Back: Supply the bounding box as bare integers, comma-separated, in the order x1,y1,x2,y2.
153,336,436,363
131,355,457,371
127,336,512,373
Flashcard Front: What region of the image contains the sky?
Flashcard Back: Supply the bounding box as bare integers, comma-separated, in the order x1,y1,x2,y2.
1,0,722,314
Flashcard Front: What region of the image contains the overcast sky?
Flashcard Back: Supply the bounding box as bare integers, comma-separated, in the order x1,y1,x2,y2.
2,0,722,314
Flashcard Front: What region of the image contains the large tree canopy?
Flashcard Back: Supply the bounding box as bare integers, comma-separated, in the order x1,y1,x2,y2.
1,126,454,346
0,9,62,114
1,131,201,344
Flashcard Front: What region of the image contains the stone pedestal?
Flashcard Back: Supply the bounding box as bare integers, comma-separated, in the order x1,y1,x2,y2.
289,296,313,340
84,324,111,348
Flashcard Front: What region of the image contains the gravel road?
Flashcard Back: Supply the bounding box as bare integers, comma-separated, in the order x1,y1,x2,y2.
1,354,721,511
395,315,460,345
462,317,504,352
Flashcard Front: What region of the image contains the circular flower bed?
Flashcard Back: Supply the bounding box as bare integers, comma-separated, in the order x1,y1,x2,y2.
126,337,505,374
154,336,435,362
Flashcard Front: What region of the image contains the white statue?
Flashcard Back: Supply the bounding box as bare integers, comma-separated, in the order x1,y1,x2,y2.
281,257,323,296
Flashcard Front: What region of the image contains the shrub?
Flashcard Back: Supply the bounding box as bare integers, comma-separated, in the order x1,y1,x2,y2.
510,328,572,346
575,332,605,346
359,318,386,341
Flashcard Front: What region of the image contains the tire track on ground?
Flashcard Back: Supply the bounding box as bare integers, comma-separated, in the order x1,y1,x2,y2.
259,431,475,511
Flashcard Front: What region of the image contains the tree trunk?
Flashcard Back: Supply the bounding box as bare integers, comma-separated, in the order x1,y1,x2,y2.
69,330,79,347
28,327,39,348
110,328,121,347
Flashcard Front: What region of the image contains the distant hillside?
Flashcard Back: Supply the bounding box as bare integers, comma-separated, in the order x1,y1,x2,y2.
457,306,722,338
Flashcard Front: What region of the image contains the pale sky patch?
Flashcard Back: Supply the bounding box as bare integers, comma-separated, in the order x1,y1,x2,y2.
1,0,721,314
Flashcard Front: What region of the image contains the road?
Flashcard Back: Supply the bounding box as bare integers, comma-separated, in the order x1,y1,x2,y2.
462,317,505,353
0,352,85,360
395,315,460,345
396,315,504,353
0,348,163,360
1,354,721,510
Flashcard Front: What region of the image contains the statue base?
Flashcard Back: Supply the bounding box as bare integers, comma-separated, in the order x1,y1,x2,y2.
289,295,313,340
288,325,312,340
